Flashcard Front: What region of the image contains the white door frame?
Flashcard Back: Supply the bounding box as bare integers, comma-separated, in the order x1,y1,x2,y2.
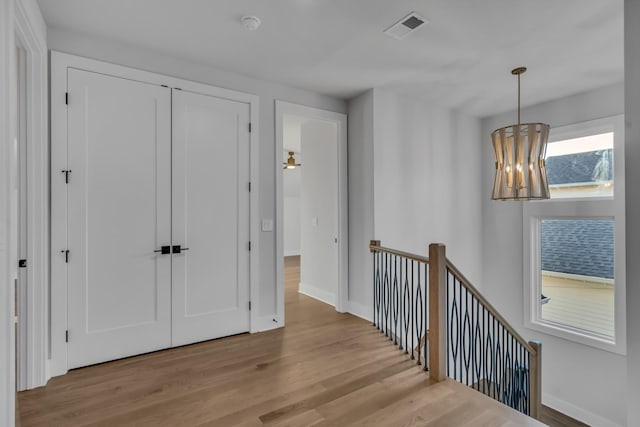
0,1,16,424
1,0,46,423
13,0,48,391
275,100,349,319
50,52,260,377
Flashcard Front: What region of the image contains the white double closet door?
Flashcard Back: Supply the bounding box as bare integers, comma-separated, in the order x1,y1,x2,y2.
66,69,250,369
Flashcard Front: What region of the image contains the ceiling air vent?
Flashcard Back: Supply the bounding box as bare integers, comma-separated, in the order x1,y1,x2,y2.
384,12,428,40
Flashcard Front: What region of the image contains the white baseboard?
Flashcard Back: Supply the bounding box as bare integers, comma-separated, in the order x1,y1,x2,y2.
284,251,300,257
347,301,372,322
543,393,623,427
251,315,283,333
298,282,335,307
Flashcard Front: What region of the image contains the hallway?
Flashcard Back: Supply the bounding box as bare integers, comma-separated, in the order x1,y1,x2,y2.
18,256,545,426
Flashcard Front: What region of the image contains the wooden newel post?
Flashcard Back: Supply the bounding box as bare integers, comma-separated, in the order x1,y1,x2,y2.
370,240,380,327
529,340,542,419
428,243,447,382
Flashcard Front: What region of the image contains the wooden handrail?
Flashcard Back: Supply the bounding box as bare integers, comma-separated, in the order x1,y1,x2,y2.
369,242,429,264
445,259,536,355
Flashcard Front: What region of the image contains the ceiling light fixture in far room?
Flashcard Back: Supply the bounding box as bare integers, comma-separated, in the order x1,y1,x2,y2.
283,152,301,170
491,67,550,201
241,15,261,31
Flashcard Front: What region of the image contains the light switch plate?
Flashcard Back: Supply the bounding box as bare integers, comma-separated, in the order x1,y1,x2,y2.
261,219,273,232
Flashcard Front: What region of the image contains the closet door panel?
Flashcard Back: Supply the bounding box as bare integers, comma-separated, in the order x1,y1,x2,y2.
67,69,171,369
171,89,250,346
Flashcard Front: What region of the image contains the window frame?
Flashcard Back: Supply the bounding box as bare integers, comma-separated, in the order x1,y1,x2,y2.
522,115,626,355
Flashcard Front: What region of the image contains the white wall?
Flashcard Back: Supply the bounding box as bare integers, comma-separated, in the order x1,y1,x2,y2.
345,88,483,320
481,83,627,427
373,88,484,285
299,120,339,305
283,161,301,256
46,28,346,323
283,121,302,257
625,1,640,424
347,90,375,318
283,196,300,256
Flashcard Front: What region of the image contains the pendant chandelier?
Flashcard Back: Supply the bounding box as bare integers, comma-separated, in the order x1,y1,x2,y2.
491,67,550,201
283,151,301,169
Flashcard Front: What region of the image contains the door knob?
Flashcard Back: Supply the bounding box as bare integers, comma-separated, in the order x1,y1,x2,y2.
154,246,171,254
172,245,189,254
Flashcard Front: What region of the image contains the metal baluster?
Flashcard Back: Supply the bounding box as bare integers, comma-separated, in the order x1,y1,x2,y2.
399,257,403,350
373,251,377,328
384,253,389,336
411,260,414,360
527,351,531,415
451,273,459,381
403,258,410,354
458,277,463,383
482,305,486,395
415,264,423,366
393,255,399,344
446,269,450,377
423,262,428,371
493,311,498,399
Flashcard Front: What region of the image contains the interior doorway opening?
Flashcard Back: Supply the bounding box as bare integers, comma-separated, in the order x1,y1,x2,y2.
276,102,348,323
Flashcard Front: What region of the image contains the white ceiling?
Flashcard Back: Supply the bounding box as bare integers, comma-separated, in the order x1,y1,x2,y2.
38,0,624,117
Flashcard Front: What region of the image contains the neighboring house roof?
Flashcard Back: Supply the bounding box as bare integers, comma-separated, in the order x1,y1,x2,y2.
546,149,613,185
541,219,614,279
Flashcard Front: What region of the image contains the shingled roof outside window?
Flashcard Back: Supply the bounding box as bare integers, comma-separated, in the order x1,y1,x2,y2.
541,219,614,279
546,149,613,186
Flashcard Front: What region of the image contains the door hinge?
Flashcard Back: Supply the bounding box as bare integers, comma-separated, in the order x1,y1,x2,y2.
248,241,251,251
248,123,252,133
18,259,27,268
61,249,70,263
249,301,252,311
248,182,251,192
65,92,68,105
62,170,71,184
65,330,69,342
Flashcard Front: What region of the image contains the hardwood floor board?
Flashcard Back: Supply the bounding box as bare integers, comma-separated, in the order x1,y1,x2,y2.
266,409,325,427
260,357,412,424
345,388,460,427
257,358,413,424
192,383,330,427
312,369,428,426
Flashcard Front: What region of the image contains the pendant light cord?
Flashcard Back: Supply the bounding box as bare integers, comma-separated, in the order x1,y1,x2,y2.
517,72,521,126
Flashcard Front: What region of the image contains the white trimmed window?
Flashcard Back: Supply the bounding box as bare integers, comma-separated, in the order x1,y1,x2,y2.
523,115,626,354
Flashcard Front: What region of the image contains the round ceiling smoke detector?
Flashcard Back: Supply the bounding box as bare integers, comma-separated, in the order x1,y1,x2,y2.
241,15,261,31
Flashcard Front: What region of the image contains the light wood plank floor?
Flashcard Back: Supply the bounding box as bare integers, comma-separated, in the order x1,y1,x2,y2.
19,256,551,426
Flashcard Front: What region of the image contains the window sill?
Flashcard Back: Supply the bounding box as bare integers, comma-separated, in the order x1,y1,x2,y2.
524,318,625,355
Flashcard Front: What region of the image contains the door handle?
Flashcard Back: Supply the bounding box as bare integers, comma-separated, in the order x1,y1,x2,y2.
154,245,171,255
172,245,189,254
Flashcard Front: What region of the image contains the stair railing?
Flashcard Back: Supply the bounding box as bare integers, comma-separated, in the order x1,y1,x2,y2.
369,240,542,419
